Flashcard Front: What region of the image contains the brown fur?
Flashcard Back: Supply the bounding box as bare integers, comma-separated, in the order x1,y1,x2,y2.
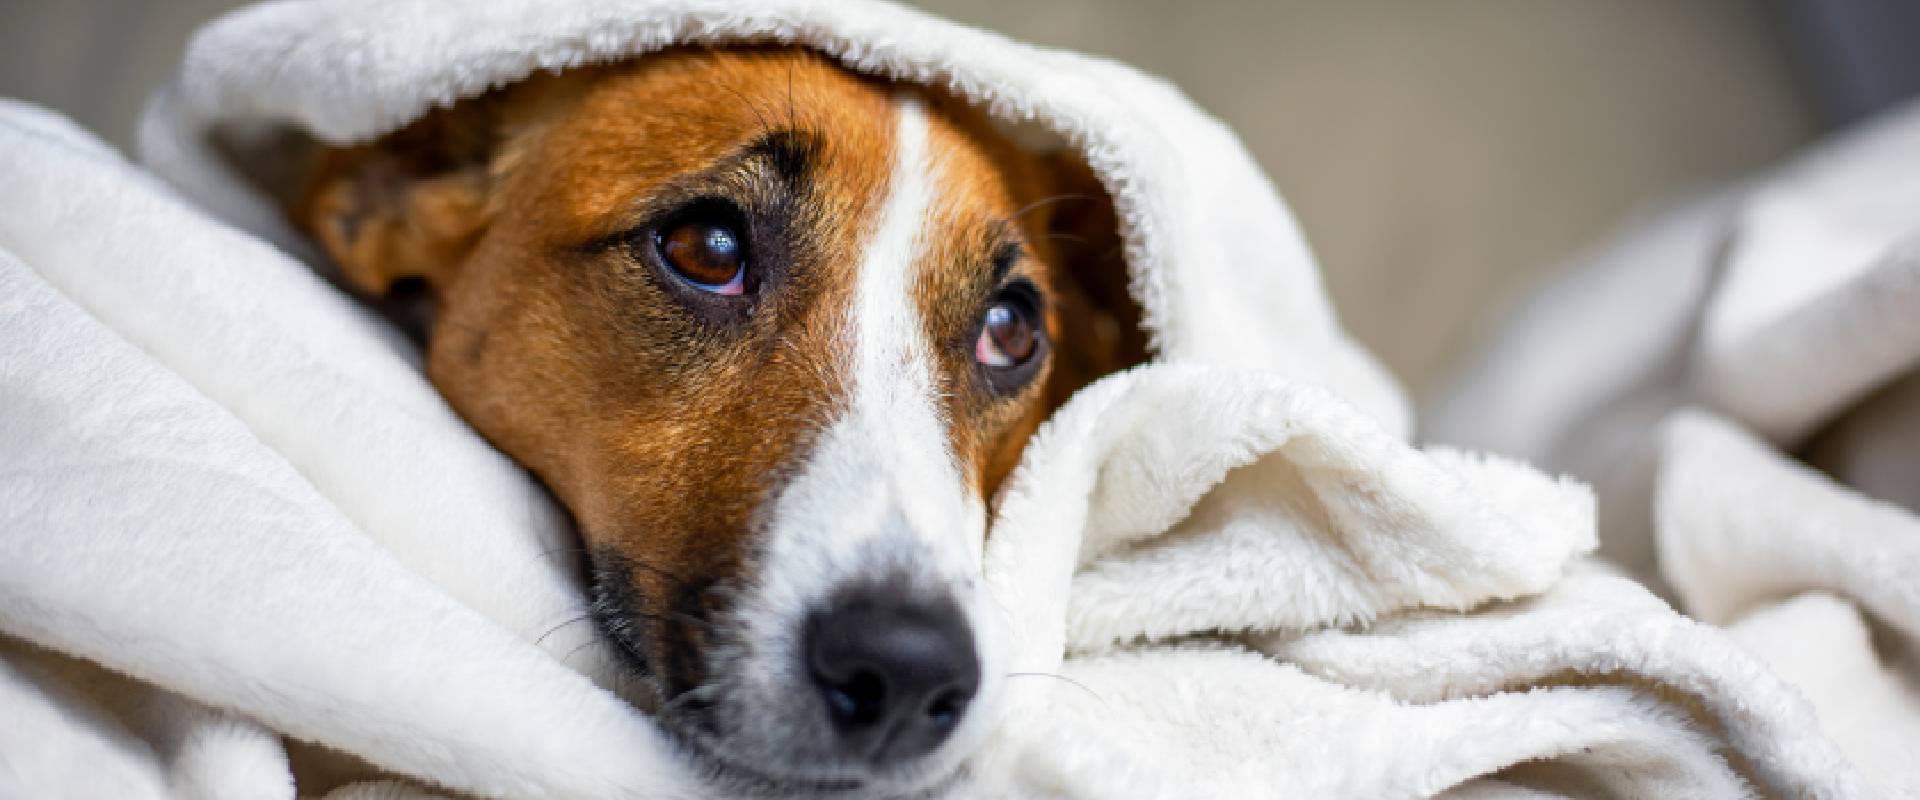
292,47,1142,692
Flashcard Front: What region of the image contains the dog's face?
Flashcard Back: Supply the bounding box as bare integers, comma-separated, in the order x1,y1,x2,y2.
296,49,1141,791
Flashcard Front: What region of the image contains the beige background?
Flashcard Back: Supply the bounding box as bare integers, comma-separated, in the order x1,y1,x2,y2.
0,1,1816,396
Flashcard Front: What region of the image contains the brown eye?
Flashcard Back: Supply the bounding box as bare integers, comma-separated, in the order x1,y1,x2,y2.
973,284,1044,391
976,302,1035,367
654,214,746,295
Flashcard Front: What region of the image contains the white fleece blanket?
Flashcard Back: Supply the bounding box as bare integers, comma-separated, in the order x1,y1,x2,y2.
0,1,1872,797
1432,99,1920,799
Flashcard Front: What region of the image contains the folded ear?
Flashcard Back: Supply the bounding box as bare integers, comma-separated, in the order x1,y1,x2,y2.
1033,152,1150,407
292,108,497,297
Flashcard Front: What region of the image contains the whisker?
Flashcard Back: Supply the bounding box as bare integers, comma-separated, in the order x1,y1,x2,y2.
785,57,798,133
1034,231,1090,248
1006,193,1097,225
593,601,693,632
534,613,593,646
715,79,778,141
1006,671,1109,707
560,638,602,666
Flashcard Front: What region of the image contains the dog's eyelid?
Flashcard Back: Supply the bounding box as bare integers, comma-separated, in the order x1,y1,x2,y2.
998,276,1044,307
573,189,743,255
989,241,1023,286
578,135,807,250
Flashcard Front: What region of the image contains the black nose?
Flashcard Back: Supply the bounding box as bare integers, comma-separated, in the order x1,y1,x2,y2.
805,589,980,765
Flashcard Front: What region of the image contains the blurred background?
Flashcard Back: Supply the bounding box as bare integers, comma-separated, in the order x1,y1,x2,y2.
6,0,1917,398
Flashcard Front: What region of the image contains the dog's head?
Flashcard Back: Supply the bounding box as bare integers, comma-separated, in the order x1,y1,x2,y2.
293,48,1142,791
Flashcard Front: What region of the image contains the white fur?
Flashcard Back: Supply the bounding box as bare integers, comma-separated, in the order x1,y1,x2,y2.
701,95,999,790
758,95,984,601
0,2,1881,797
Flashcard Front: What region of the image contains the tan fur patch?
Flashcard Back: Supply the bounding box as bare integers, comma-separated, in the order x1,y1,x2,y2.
435,52,897,690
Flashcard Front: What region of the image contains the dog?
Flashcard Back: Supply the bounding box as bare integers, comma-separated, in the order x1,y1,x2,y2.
291,47,1143,794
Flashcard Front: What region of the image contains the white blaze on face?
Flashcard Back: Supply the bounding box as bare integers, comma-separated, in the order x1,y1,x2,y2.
709,94,1002,782
747,92,989,640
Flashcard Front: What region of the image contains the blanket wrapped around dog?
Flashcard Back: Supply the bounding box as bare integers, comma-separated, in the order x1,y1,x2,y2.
0,1,1870,797
1432,99,1920,799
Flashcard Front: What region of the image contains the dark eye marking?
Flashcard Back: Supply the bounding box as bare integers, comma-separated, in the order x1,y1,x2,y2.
990,241,1021,285
747,130,817,190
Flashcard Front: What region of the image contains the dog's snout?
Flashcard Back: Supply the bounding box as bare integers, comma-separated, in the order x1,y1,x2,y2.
805,588,980,765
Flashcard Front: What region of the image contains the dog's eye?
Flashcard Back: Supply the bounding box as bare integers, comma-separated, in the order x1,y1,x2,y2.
975,288,1042,377
976,302,1035,368
654,211,746,295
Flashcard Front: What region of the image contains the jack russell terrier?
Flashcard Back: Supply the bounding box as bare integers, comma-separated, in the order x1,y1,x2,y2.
292,47,1142,793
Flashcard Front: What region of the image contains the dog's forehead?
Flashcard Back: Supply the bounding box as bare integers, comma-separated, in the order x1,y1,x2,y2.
501,53,888,237
510,51,1036,277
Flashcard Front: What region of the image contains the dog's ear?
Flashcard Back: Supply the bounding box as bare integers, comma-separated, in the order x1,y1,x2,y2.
292,106,498,297
1033,152,1150,406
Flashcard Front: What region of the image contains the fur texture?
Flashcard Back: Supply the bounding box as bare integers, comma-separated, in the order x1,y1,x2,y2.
0,1,1880,797
1431,95,1920,798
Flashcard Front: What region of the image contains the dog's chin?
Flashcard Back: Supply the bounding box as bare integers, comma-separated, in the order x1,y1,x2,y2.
651,707,971,799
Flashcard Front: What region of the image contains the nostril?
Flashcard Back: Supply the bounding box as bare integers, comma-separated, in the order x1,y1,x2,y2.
824,668,887,727
925,688,965,728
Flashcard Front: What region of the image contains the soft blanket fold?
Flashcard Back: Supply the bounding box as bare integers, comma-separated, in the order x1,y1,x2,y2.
0,1,1873,797
1432,95,1920,798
